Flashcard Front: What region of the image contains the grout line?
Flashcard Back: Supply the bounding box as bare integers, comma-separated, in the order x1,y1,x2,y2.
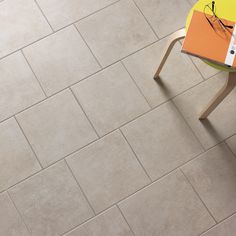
121,61,152,108
34,0,54,32
69,88,100,138
180,169,218,224
14,116,44,169
131,0,159,39
117,204,136,236
119,129,152,182
7,191,32,235
64,160,96,215
73,24,103,69
224,140,236,159
21,50,48,98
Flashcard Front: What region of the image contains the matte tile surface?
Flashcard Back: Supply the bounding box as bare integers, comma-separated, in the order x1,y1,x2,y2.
134,0,191,38
0,52,45,122
121,102,203,180
65,206,133,236
36,0,118,30
72,63,150,136
24,26,100,96
226,135,236,155
123,40,203,107
119,170,215,236
174,73,236,149
0,118,41,192
16,90,98,167
67,130,150,213
0,192,30,236
0,0,52,58
9,161,94,236
76,0,157,66
182,144,236,222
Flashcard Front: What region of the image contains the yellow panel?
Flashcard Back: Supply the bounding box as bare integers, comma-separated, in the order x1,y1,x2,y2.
185,0,236,71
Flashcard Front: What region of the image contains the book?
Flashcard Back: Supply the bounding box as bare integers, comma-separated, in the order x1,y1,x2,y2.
182,10,236,68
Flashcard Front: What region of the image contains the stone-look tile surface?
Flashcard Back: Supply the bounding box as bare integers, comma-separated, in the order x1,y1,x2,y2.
24,26,100,96
0,118,41,192
0,0,52,58
121,102,203,180
36,0,117,30
123,40,203,107
16,90,97,167
134,0,191,38
173,73,236,149
201,214,236,236
182,144,236,222
67,130,150,213
190,57,220,79
65,206,133,236
9,161,94,236
76,0,157,67
72,63,150,136
0,192,30,236
119,170,215,236
0,52,45,122
226,135,236,155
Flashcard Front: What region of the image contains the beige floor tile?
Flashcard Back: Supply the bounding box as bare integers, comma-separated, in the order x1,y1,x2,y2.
16,90,98,167
36,0,118,30
9,161,94,236
0,0,52,58
226,135,236,155
23,26,100,96
0,118,41,192
0,192,30,236
119,170,215,236
182,143,236,222
76,0,157,67
72,63,150,136
201,214,236,236
123,40,203,107
0,52,45,122
121,102,203,180
66,130,150,213
173,73,236,149
190,57,220,80
65,206,133,236
134,0,191,38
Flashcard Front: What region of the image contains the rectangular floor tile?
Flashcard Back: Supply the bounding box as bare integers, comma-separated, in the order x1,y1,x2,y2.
23,26,100,96
76,0,157,67
36,0,118,30
0,0,52,58
16,90,98,167
173,72,236,149
134,0,191,38
201,214,236,236
123,40,203,107
9,161,94,236
72,63,150,136
0,192,30,236
121,102,203,180
226,135,236,155
0,118,41,192
0,52,45,122
65,206,133,236
119,170,215,236
66,130,150,213
182,143,236,222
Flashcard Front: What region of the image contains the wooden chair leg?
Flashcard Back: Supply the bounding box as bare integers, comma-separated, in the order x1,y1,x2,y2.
199,72,236,120
153,28,186,80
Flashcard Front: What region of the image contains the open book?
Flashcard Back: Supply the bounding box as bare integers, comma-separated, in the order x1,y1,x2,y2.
182,10,236,68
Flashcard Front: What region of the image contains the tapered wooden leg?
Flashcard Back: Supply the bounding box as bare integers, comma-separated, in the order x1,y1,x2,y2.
153,28,186,80
199,72,236,120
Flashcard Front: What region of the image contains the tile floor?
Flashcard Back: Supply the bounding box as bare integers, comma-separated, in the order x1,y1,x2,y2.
1,0,236,235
